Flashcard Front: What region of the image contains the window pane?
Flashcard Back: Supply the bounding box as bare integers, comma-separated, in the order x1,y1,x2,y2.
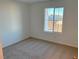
54,8,64,21
44,7,64,32
44,8,54,32
54,7,64,32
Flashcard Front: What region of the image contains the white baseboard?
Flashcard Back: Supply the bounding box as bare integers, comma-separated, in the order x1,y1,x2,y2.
3,36,30,48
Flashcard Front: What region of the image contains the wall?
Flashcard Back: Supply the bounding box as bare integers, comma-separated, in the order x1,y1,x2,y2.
30,0,78,47
0,1,30,47
0,0,77,48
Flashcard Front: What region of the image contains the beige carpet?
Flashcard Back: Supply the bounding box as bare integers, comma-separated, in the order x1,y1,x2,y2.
3,38,78,59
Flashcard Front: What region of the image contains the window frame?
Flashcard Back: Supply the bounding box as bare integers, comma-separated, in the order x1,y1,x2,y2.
44,7,64,33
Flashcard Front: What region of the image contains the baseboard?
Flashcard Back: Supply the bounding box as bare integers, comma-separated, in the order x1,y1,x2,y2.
29,36,78,48
3,36,30,48
3,36,77,49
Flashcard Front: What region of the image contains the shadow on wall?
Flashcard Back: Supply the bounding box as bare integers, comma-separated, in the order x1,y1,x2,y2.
2,32,22,47
0,2,23,47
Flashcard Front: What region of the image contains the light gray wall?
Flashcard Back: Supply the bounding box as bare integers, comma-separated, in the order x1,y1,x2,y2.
30,0,77,47
0,1,30,47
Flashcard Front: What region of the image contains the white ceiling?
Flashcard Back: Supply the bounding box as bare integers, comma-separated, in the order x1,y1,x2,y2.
16,0,49,3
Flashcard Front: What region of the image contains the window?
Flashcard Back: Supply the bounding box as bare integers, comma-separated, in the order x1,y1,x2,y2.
44,7,64,32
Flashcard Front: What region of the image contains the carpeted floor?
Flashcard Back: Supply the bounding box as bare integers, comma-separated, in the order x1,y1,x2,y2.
3,38,78,59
